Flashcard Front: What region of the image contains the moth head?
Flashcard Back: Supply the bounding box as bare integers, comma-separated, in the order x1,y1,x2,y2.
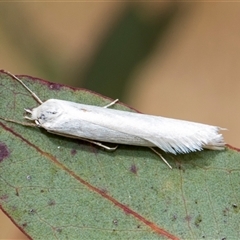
25,99,63,125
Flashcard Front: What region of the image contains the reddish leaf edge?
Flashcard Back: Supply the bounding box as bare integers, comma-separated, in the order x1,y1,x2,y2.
0,70,139,112
226,144,240,152
0,207,32,240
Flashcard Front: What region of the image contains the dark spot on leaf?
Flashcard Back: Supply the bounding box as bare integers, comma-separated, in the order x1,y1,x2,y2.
71,149,77,156
40,189,44,193
223,207,229,216
195,200,198,204
185,215,192,222
29,209,36,215
22,222,27,228
172,215,177,221
222,238,226,240
130,164,137,174
56,228,62,233
0,142,10,162
194,214,202,227
0,195,8,201
137,225,141,228
232,204,239,213
11,206,17,211
176,161,185,171
15,188,19,196
112,219,118,226
53,226,62,233
48,83,62,91
48,199,56,206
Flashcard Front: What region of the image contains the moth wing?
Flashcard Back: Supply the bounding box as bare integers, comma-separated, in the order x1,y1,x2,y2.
67,102,224,154
44,100,224,154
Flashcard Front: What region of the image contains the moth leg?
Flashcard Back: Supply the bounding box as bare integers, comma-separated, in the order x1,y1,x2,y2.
24,116,33,121
0,117,37,127
101,99,122,151
149,147,172,169
103,99,119,108
85,139,118,151
24,108,32,114
47,130,118,151
85,98,119,150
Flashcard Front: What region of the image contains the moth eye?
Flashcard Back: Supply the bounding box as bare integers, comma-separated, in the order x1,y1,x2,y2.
39,113,46,120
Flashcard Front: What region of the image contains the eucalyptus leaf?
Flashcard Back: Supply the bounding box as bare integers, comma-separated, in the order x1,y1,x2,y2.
0,71,239,239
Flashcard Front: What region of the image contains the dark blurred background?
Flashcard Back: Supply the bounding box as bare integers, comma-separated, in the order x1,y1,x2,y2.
1,2,240,238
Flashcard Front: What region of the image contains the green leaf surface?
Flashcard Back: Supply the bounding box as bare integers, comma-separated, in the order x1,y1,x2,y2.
0,71,239,240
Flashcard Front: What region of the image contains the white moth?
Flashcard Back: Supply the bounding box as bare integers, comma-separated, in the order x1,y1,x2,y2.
1,71,225,168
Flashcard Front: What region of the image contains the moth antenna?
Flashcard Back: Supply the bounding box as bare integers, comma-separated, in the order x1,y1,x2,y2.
3,70,43,104
0,117,37,127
